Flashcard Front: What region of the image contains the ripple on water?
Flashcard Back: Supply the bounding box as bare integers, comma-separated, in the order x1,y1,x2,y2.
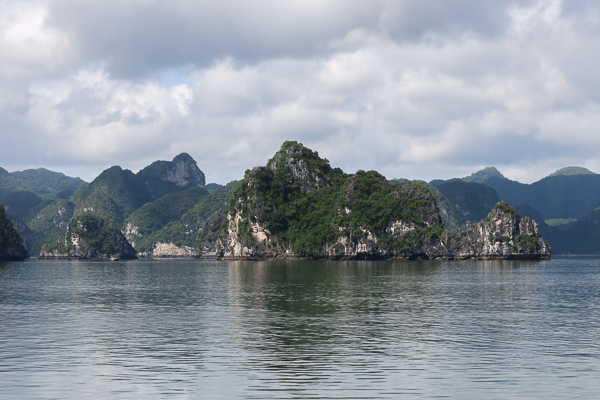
0,258,599,399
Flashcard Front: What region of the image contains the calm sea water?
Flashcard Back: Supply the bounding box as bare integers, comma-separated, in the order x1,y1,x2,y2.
1,258,599,399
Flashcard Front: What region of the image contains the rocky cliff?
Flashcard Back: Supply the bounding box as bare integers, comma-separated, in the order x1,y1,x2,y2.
429,202,551,260
137,153,205,189
136,242,197,258
0,204,28,260
197,142,550,260
39,213,136,259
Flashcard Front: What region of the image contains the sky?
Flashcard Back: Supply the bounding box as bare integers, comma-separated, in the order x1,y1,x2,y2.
1,0,600,184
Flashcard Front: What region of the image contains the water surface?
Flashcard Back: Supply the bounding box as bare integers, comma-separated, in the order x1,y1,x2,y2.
1,258,599,399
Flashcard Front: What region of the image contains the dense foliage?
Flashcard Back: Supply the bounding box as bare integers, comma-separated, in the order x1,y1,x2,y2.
214,141,444,256
126,187,209,234
0,168,85,200
149,180,242,251
41,213,132,257
126,187,215,252
0,204,27,258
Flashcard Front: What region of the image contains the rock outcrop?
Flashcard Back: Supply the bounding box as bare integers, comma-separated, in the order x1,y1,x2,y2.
0,204,28,260
197,142,551,261
137,242,197,258
161,153,206,187
428,202,551,259
138,153,205,188
39,213,136,259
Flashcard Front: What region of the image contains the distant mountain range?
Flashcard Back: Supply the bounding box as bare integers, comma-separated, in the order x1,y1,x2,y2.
0,167,86,200
0,154,237,256
2,153,600,256
430,165,600,254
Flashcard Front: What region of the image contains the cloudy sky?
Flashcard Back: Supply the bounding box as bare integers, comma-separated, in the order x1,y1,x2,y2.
1,0,600,184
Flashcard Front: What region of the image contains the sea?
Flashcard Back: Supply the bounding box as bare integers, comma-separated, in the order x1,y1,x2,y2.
1,257,599,399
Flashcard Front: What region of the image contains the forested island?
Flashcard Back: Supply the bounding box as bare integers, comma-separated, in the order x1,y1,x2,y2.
197,141,549,260
4,140,600,260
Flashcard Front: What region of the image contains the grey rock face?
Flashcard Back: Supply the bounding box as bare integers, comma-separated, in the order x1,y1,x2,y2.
161,153,205,188
267,146,329,192
429,202,551,260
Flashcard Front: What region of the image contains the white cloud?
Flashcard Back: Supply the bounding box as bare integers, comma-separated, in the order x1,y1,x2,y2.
0,1,72,77
1,0,600,185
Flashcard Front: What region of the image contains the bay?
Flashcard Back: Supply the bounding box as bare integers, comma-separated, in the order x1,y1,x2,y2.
0,258,599,399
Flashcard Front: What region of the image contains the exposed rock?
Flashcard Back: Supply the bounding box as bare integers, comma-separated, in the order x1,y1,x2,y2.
0,204,28,260
266,141,333,192
428,202,551,260
123,220,141,246
138,153,205,188
197,142,550,261
200,199,550,260
39,213,136,259
142,242,197,258
161,153,206,187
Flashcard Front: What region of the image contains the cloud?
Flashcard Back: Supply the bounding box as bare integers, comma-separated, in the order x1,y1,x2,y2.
0,1,73,78
45,0,382,77
1,0,600,185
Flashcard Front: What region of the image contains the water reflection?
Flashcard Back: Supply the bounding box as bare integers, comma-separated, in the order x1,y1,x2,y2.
0,258,599,399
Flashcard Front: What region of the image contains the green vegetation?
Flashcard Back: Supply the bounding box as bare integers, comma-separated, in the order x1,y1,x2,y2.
69,154,207,227
482,174,600,220
545,218,577,227
41,213,132,257
435,180,499,225
462,167,507,184
205,183,223,192
542,209,600,254
0,191,44,217
25,199,75,254
126,187,209,234
69,166,150,226
0,154,211,256
493,202,517,215
208,141,444,256
144,180,242,251
415,181,461,230
548,166,596,177
0,168,85,200
0,204,27,258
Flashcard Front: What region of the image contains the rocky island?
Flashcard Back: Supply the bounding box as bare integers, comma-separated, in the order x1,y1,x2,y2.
197,141,551,260
39,214,136,260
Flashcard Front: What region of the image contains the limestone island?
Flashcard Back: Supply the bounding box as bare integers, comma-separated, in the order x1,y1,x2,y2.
197,141,551,261
39,214,137,260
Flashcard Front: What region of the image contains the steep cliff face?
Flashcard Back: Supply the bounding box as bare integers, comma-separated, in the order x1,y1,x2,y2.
428,202,551,259
198,142,551,261
138,153,205,189
266,144,332,192
0,204,28,260
39,214,136,259
161,153,206,187
434,180,500,224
